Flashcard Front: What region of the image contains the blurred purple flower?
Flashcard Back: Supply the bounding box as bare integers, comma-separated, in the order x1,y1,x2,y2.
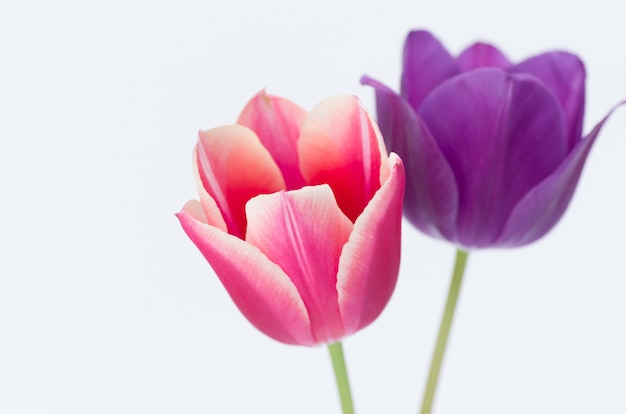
362,30,622,249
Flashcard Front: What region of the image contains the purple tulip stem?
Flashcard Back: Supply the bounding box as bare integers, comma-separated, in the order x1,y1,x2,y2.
420,249,469,414
328,341,355,414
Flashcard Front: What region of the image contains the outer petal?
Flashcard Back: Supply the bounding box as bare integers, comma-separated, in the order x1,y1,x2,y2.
245,185,353,344
510,51,586,149
176,202,314,345
401,30,461,112
298,95,385,222
361,76,459,240
337,154,404,335
419,68,568,248
237,90,307,189
457,42,511,71
496,103,625,247
196,125,286,238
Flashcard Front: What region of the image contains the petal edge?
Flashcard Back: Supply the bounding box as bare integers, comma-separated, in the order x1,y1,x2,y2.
337,154,404,335
176,207,315,345
496,102,625,247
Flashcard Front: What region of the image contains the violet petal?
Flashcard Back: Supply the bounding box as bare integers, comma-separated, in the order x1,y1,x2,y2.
401,30,461,112
496,103,625,247
457,42,511,71
419,68,568,248
511,51,586,149
361,75,459,240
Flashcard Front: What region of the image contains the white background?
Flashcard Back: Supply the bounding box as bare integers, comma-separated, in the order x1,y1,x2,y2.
2,1,625,413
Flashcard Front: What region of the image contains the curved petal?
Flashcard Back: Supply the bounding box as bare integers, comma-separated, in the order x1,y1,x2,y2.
457,42,511,71
298,95,385,222
196,125,286,238
245,185,353,344
419,68,568,248
176,203,314,345
496,102,625,247
237,90,307,189
192,150,227,232
401,30,461,112
360,76,459,240
337,154,404,335
511,51,586,149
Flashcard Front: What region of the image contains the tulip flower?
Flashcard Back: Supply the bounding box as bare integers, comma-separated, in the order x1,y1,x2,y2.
362,29,621,250
177,91,404,413
361,30,623,414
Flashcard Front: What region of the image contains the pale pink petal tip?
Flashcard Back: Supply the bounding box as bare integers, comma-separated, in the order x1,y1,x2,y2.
195,125,285,238
298,95,386,222
237,90,307,189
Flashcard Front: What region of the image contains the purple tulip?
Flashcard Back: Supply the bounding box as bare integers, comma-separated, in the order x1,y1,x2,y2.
362,30,622,249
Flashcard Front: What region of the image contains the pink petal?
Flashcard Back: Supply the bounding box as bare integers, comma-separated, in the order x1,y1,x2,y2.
237,90,307,189
192,151,227,232
337,154,404,335
176,204,314,345
196,125,286,238
181,199,208,223
245,185,353,344
457,42,511,71
298,95,386,222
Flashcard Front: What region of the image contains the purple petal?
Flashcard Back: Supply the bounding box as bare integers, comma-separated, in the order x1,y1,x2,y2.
419,68,568,248
401,30,461,112
496,102,625,247
511,51,586,149
361,75,459,240
457,42,511,71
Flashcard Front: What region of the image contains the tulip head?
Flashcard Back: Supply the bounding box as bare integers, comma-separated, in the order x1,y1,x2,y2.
177,92,404,345
363,30,620,250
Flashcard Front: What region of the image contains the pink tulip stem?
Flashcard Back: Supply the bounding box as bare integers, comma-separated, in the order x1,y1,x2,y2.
328,341,355,414
420,249,469,414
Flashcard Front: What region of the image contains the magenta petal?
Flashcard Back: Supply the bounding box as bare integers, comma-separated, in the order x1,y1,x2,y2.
496,103,625,247
245,185,353,344
419,68,568,248
191,154,228,232
401,30,461,112
196,125,286,238
237,91,307,189
457,42,511,71
176,205,314,345
298,95,386,222
337,155,404,335
511,51,586,149
361,76,459,240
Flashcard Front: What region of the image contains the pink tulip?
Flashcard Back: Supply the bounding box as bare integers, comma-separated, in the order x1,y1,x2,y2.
177,91,405,346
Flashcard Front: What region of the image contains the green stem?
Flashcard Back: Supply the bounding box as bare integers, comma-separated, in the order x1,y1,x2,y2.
420,249,469,414
328,341,355,414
